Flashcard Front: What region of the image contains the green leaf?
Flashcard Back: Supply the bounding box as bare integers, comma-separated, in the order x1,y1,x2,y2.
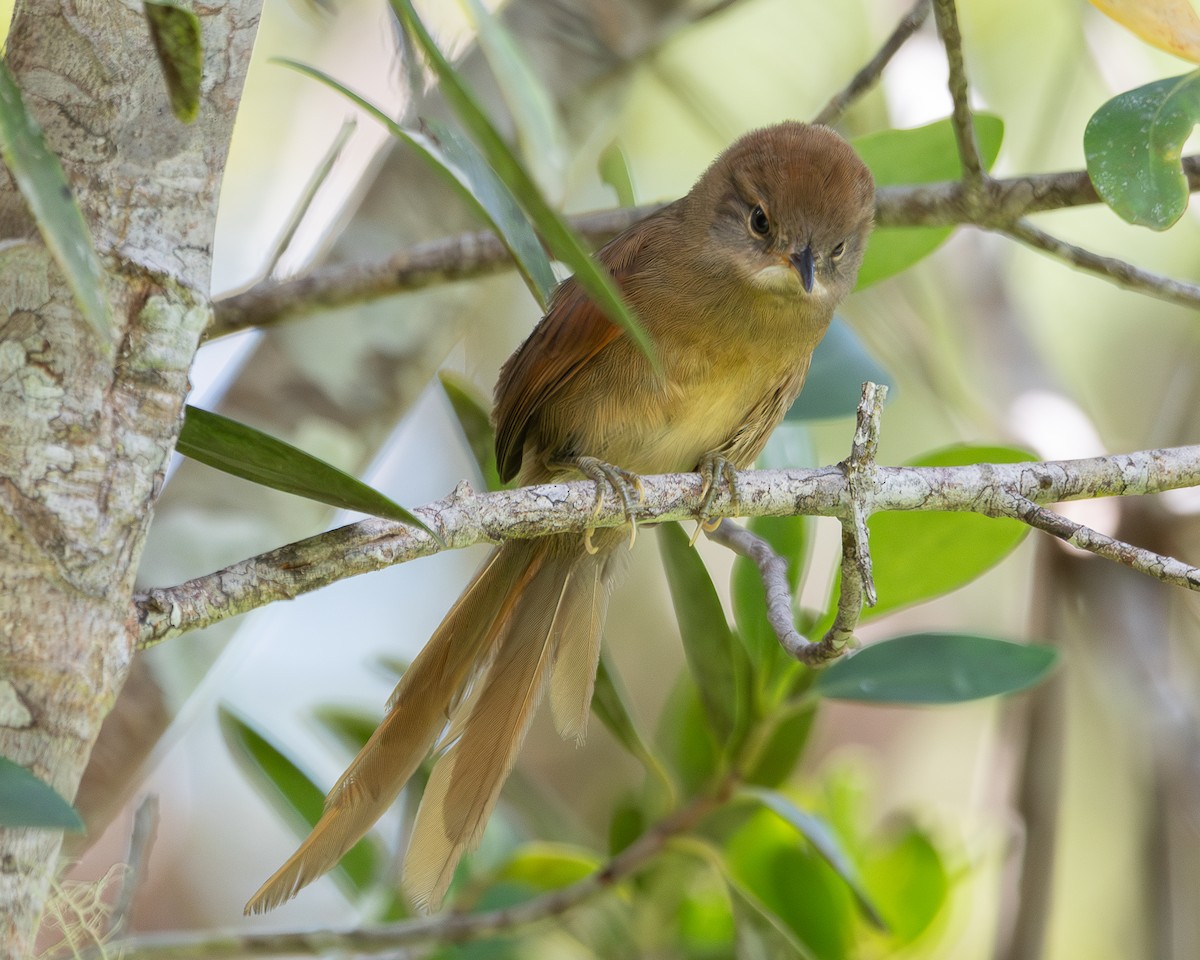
492,842,601,892
1085,70,1200,230
741,787,884,929
0,60,112,351
658,675,720,795
218,707,380,897
389,0,657,367
459,0,567,194
438,370,503,491
785,317,894,421
659,523,744,746
276,59,556,309
599,140,637,208
312,706,378,756
0,757,83,831
731,515,808,701
852,114,1004,287
862,824,949,944
591,654,673,798
724,807,855,960
861,444,1033,620
178,405,440,542
743,705,816,789
814,632,1058,704
144,1,203,123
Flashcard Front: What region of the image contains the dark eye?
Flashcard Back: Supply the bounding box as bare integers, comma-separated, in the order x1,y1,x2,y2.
749,205,770,236
831,241,846,260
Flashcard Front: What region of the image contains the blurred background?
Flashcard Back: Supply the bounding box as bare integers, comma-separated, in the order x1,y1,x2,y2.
47,0,1200,956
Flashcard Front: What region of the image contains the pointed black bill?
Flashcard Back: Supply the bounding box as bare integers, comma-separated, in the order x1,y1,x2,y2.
789,245,815,293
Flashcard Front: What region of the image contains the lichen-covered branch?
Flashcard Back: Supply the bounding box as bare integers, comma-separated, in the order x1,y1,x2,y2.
134,443,1200,648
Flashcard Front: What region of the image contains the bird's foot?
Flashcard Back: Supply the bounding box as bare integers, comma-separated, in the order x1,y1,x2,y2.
568,456,645,553
691,453,738,546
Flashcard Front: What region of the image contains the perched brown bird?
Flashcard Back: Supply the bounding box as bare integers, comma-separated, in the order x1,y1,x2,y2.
246,121,875,914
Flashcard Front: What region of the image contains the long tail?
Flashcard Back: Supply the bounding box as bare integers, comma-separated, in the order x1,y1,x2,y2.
244,533,621,915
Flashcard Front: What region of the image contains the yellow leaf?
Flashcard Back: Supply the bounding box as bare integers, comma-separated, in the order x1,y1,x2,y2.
1090,0,1200,63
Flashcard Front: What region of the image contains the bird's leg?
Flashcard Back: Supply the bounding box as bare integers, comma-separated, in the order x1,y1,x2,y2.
692,452,739,546
557,456,645,553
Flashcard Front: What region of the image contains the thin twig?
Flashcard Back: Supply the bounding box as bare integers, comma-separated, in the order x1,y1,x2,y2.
108,795,159,939
705,520,813,659
104,784,730,959
205,160,1200,338
993,494,1200,590
133,444,1200,647
1004,218,1200,311
933,0,986,201
813,0,932,126
821,383,886,657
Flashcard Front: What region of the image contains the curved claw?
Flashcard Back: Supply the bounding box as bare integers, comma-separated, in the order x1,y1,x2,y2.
563,456,644,550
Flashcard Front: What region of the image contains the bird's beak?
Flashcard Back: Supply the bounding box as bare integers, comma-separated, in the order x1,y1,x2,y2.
788,244,815,293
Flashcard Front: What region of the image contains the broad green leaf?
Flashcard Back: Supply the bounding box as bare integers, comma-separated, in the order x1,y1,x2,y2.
144,1,203,123
785,318,894,421
439,371,503,491
1089,0,1200,63
725,807,855,960
852,114,1004,287
659,522,745,746
389,0,657,367
814,632,1058,704
178,405,440,541
731,515,809,700
493,842,601,892
218,707,380,897
0,60,112,350
459,0,567,194
276,60,556,308
1085,70,1200,229
0,757,83,831
862,824,949,944
860,444,1033,621
742,788,884,928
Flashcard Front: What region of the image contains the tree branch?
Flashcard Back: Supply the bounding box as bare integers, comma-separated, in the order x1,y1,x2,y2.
813,0,932,127
933,0,986,201
134,443,1200,648
103,782,730,959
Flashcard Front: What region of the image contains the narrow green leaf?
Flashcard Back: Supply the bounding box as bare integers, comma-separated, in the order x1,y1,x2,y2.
144,0,203,123
438,370,503,491
0,757,84,831
658,674,720,795
276,59,556,308
599,140,637,208
659,523,741,746
312,706,378,756
592,654,671,796
178,405,440,542
785,318,894,421
814,632,1058,704
218,707,381,897
0,60,112,350
459,0,567,194
742,787,884,929
389,0,657,367
1085,70,1200,230
852,114,1004,288
731,515,809,701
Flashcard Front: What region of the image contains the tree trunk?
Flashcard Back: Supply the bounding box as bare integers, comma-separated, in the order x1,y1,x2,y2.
0,1,260,954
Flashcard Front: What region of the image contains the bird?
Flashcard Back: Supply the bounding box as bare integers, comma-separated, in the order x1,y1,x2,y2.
245,121,876,915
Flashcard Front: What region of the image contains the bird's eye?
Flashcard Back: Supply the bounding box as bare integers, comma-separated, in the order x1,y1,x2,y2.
831,241,847,260
749,205,770,236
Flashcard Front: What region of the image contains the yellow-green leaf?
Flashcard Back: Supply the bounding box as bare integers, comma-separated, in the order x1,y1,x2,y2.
1089,0,1200,63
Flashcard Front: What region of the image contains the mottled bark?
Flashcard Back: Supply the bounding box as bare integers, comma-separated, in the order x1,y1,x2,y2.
0,1,260,954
